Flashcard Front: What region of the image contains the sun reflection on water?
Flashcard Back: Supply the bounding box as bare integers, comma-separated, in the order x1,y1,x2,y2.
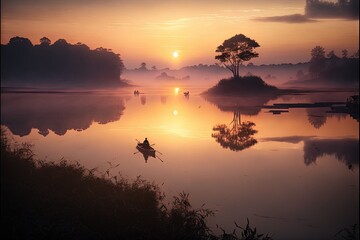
174,87,180,95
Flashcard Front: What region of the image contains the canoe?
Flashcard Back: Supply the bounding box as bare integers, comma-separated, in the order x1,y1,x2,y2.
136,143,156,158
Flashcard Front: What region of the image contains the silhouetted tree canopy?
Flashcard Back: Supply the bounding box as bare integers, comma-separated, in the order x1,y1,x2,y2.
139,62,147,71
8,36,33,48
309,45,326,77
215,34,260,78
353,49,359,58
341,49,348,58
40,37,51,46
1,36,127,88
326,50,336,58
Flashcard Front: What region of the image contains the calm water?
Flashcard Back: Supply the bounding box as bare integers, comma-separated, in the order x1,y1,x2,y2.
1,87,359,240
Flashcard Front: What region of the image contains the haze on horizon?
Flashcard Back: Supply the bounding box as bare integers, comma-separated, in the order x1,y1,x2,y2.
1,0,359,69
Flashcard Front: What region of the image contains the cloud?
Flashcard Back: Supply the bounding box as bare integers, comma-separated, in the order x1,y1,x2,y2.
252,0,359,23
253,14,317,23
305,0,359,20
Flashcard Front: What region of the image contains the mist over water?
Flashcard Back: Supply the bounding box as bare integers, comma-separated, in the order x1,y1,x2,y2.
121,63,310,88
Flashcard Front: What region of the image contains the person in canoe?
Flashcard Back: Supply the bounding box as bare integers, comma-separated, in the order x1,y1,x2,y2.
143,137,150,147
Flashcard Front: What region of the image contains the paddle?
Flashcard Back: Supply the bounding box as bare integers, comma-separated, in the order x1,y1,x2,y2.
133,151,140,154
156,155,164,162
156,150,163,155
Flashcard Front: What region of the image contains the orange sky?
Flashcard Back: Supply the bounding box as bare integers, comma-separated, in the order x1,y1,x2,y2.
1,0,359,69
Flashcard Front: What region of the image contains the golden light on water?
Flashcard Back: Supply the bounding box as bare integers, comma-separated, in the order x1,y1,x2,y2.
174,87,180,95
172,110,178,116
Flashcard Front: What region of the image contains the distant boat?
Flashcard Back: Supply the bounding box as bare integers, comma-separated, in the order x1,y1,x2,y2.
136,143,156,160
184,91,189,97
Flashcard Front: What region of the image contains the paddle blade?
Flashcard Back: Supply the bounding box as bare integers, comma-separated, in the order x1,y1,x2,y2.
156,156,164,162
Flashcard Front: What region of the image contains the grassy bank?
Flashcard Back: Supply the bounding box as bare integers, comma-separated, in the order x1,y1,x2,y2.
1,127,273,240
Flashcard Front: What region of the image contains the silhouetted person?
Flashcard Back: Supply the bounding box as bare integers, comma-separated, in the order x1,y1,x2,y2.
143,138,149,147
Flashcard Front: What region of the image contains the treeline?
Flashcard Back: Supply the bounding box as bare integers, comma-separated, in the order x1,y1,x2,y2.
1,36,128,88
299,46,359,86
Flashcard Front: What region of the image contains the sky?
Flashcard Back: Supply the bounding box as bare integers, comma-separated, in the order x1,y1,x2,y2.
1,0,359,69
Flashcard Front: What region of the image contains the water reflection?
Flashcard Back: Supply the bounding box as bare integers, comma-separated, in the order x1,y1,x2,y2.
1,93,126,136
328,105,359,122
212,111,257,151
264,94,359,128
160,96,167,104
304,138,359,170
307,108,327,129
203,95,277,115
183,91,190,100
204,96,271,152
140,96,146,105
262,136,359,170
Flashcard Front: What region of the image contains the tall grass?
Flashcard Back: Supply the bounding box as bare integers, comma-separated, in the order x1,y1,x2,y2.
1,127,273,240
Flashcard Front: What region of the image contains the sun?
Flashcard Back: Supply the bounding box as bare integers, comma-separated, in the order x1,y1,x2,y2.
172,51,179,58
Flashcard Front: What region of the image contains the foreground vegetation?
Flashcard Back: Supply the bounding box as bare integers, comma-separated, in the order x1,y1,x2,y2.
1,128,273,240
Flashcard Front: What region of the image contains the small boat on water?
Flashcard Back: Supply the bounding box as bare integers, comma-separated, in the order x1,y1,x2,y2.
136,143,156,161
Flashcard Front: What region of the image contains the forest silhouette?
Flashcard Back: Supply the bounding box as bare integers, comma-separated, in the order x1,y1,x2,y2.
287,46,359,87
1,36,129,89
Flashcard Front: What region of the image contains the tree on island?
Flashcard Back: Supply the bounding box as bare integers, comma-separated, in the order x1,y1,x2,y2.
203,34,278,96
215,34,260,78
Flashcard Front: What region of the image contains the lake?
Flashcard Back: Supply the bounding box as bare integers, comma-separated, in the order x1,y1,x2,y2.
1,86,359,240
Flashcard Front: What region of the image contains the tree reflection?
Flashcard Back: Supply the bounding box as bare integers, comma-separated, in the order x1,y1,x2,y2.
303,138,359,170
1,93,126,136
261,136,359,170
212,111,257,151
307,108,327,129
